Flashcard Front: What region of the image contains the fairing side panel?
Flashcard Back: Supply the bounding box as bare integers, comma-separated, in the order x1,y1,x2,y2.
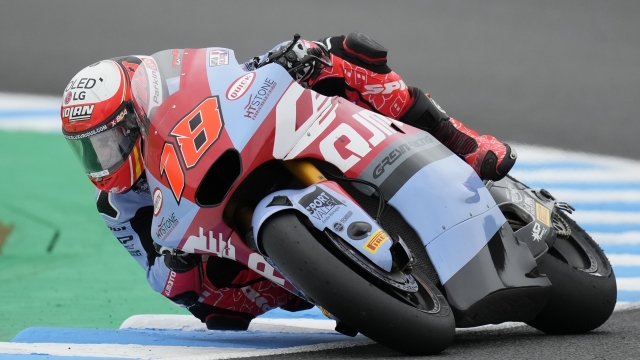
384,154,504,284
444,223,552,327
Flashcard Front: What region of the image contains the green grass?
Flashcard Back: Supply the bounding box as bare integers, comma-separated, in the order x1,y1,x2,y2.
0,131,187,341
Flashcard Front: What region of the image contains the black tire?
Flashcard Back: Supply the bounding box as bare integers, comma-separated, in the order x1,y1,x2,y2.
260,211,455,355
527,212,617,334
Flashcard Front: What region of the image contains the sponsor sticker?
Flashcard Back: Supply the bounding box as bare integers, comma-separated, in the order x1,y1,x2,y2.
171,49,181,67
507,183,523,203
226,72,256,101
209,49,229,66
535,203,551,227
156,212,179,241
298,186,344,223
339,210,353,224
522,197,536,216
62,104,95,121
244,78,277,119
163,271,177,296
364,229,389,254
88,169,109,178
531,222,548,242
153,187,163,216
372,135,433,179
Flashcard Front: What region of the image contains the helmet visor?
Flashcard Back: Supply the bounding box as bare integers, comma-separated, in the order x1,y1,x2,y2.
64,104,140,178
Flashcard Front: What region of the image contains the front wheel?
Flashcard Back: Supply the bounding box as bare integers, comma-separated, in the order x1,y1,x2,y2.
527,212,617,334
259,211,455,355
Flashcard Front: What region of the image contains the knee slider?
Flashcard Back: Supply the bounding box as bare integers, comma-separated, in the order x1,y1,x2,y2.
400,87,450,131
343,32,388,65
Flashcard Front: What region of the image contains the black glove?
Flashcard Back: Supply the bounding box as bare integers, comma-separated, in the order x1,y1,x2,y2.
161,248,200,273
257,34,332,87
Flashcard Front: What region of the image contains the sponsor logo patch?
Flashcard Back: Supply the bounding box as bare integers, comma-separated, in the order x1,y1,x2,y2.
372,135,433,179
171,49,181,67
364,229,389,254
153,188,163,216
244,78,277,119
507,183,523,203
163,270,177,296
226,72,256,101
62,104,95,121
156,212,179,241
209,49,229,66
522,197,536,216
298,186,344,223
339,210,353,224
535,203,551,227
531,222,548,242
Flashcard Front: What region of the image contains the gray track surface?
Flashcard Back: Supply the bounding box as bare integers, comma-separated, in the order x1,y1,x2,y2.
243,308,640,359
1,0,639,159
1,1,638,358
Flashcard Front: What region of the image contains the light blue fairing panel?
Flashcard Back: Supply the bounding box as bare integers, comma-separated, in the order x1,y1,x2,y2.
203,48,292,152
387,154,506,284
252,183,394,272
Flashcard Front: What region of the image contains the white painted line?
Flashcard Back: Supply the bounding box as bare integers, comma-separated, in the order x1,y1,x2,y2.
511,143,640,170
591,232,640,244
0,119,61,132
570,211,640,224
614,301,640,311
121,314,337,333
0,339,374,360
616,277,640,291
537,190,640,203
0,92,60,109
608,254,640,266
509,169,640,183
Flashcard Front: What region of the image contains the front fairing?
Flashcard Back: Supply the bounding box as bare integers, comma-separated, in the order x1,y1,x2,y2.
141,48,295,248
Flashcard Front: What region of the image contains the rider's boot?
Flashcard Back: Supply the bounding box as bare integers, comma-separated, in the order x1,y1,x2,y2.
400,88,517,181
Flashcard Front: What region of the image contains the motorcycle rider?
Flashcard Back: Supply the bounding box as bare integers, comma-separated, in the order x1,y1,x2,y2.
60,32,516,330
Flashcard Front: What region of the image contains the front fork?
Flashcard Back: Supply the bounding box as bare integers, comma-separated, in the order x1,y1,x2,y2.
282,159,328,186
230,160,328,234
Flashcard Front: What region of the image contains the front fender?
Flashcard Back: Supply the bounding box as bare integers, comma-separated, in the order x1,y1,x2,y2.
252,181,395,272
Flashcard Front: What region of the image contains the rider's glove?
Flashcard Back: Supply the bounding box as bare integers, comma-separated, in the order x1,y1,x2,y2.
256,34,332,88
159,247,199,273
275,40,330,86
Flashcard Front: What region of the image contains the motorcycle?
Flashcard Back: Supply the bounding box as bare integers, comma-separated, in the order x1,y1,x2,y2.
135,41,616,355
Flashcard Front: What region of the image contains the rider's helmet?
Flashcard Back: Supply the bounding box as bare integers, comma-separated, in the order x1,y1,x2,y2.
61,58,144,194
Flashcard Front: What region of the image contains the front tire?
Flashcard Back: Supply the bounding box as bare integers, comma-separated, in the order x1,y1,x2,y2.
527,213,617,334
260,211,455,355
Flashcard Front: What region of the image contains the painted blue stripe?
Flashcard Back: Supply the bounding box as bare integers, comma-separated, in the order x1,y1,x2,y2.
613,267,640,277
513,162,599,171
0,109,59,118
571,203,640,212
616,291,640,302
259,307,325,319
601,244,640,254
524,182,640,191
0,355,131,360
11,328,347,348
581,224,640,233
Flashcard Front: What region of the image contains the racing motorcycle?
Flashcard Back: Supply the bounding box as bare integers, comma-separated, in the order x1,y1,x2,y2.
136,40,616,355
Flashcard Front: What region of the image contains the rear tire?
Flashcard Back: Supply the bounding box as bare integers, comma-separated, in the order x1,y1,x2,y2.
527,213,617,334
260,211,455,355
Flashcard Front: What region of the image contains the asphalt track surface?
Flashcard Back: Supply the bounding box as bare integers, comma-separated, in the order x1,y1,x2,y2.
1,0,639,160
244,307,640,360
1,1,639,359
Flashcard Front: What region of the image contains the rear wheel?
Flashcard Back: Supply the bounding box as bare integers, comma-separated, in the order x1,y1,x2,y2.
260,211,455,355
527,212,617,334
